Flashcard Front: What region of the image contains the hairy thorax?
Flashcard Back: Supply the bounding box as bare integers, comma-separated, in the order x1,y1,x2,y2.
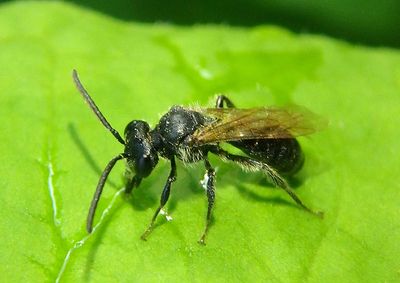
152,106,214,163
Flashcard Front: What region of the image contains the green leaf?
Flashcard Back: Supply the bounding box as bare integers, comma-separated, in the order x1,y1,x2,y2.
1,2,399,282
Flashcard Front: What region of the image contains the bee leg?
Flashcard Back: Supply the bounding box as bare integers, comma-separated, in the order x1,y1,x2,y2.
214,148,323,218
125,175,142,194
198,158,216,245
141,157,177,241
215,95,236,108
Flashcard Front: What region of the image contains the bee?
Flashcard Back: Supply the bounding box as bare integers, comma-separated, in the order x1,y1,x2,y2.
72,70,323,245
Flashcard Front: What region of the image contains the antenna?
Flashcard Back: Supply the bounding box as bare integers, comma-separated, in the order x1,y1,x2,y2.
72,69,125,145
86,153,127,232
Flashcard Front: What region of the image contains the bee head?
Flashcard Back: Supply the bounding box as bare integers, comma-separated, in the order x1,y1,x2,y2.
124,120,158,178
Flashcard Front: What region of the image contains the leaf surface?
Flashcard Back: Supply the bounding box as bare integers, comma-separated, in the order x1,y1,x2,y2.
0,2,399,282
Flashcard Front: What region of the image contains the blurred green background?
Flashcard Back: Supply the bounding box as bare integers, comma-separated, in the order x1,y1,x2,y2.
2,0,397,47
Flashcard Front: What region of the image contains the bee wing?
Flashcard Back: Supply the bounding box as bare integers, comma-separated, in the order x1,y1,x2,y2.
191,106,325,145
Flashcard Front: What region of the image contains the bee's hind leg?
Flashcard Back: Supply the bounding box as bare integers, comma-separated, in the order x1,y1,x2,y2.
213,148,323,218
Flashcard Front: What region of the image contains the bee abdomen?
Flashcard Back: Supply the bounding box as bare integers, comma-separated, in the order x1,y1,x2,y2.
230,139,304,175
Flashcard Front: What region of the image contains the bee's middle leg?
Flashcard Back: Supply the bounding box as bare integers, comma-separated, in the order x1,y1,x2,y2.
215,95,236,108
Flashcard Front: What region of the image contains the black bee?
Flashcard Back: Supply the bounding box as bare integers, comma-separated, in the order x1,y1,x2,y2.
72,70,323,245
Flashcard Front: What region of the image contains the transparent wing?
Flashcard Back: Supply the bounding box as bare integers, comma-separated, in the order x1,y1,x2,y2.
191,106,325,145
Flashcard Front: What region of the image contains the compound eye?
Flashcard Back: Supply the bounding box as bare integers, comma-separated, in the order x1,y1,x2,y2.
135,154,158,178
